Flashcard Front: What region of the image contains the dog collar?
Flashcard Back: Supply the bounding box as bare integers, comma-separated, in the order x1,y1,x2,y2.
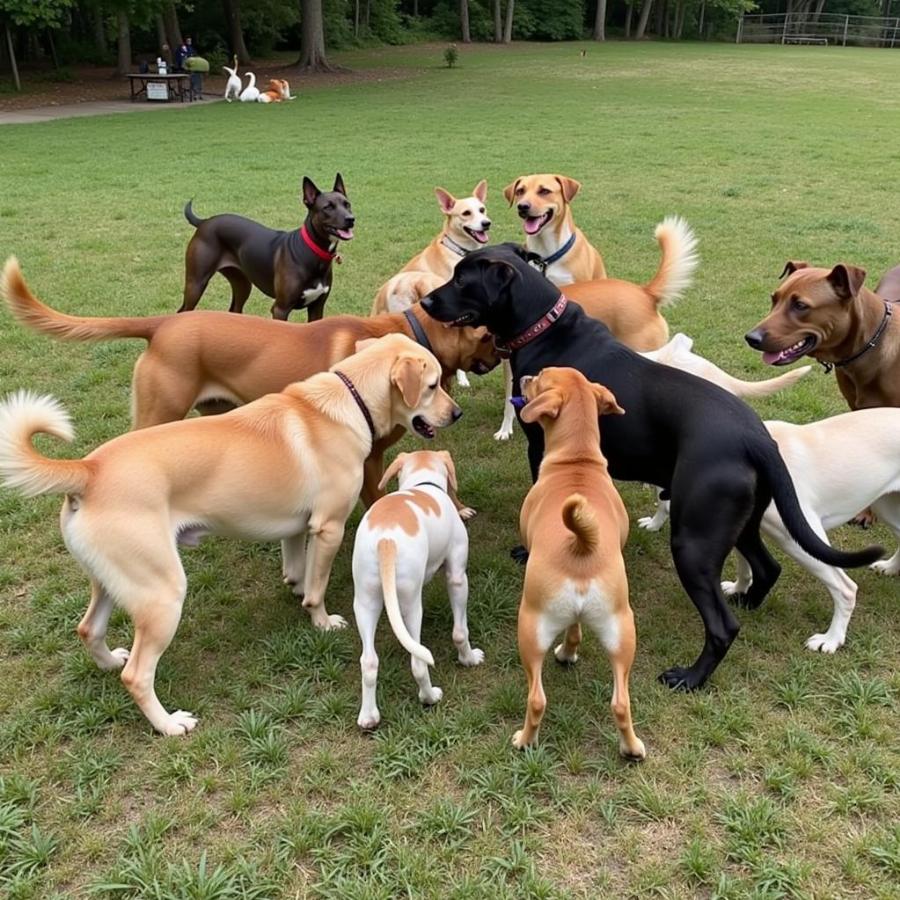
821,301,893,374
403,308,434,354
410,480,445,493
441,235,470,258
300,224,336,262
334,370,376,442
495,295,568,355
541,233,576,268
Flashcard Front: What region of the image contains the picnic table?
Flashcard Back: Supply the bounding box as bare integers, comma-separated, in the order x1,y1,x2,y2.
126,73,194,103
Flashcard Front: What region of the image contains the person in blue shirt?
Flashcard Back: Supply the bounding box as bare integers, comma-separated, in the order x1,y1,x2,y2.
175,36,194,71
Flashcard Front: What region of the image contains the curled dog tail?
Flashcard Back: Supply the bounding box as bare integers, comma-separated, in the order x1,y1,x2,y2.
751,437,884,568
377,538,435,666
2,257,166,342
184,199,204,228
561,494,599,555
0,391,90,497
724,365,812,400
644,216,699,307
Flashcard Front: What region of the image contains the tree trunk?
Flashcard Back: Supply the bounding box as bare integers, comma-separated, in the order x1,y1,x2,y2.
163,3,183,50
493,0,502,42
296,0,332,71
625,1,633,37
5,24,20,91
460,0,471,42
697,0,705,36
635,0,655,39
116,9,131,75
46,28,60,67
655,0,665,36
222,0,251,64
365,0,370,28
503,0,515,41
91,5,107,55
354,0,360,37
413,0,418,14
155,15,167,54
593,0,607,39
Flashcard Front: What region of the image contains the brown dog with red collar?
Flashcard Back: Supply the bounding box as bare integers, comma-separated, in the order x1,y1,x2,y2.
746,261,900,409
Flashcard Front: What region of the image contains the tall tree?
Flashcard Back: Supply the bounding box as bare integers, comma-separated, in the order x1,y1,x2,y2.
503,0,514,42
593,0,606,39
460,0,470,42
634,0,654,38
493,0,502,42
222,0,250,63
295,0,330,71
162,1,182,48
115,6,130,74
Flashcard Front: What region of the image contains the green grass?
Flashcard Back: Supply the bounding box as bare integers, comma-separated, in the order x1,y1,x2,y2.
1,39,900,898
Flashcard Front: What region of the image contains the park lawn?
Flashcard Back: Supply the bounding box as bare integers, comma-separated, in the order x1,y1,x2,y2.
0,39,899,899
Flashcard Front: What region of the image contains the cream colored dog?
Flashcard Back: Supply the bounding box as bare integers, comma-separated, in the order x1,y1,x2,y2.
0,334,459,736
513,368,645,758
352,450,483,730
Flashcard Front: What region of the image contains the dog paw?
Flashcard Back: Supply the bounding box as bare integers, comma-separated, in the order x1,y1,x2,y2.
619,737,647,761
160,709,199,736
110,647,130,668
420,686,443,707
658,666,705,692
510,545,529,565
459,647,485,666
805,632,844,654
637,516,664,532
869,559,900,576
310,611,347,630
456,371,471,388
493,426,513,441
357,711,381,731
554,643,579,665
511,729,536,750
458,506,477,521
721,580,738,596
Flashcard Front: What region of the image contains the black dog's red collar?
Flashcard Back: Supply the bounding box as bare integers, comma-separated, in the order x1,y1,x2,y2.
496,294,567,355
334,370,376,442
300,224,336,261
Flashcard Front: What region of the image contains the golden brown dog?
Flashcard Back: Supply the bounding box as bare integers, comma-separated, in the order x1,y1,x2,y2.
746,261,900,409
504,174,606,283
512,367,645,759
2,258,498,505
0,334,460,736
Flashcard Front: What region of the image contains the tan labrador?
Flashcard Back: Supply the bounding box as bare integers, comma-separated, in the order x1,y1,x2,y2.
504,173,606,283
0,334,460,736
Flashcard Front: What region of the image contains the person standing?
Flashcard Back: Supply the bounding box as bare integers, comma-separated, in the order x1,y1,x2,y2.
175,36,194,71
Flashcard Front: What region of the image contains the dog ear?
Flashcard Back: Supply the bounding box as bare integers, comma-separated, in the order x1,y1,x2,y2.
434,187,456,215
332,173,347,196
779,260,810,279
503,179,521,206
472,180,487,203
555,176,581,204
478,258,519,301
439,450,459,491
302,177,320,208
521,389,562,424
391,355,427,408
592,384,625,417
827,264,867,302
354,337,378,353
377,453,408,492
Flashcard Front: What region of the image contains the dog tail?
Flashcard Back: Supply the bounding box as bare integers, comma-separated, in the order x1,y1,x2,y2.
2,257,166,342
377,538,435,666
751,437,885,568
724,365,812,399
561,494,599,555
644,216,699,308
184,200,204,228
0,391,90,497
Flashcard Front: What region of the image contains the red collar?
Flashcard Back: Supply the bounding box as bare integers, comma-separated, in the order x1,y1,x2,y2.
496,294,568,355
300,224,336,261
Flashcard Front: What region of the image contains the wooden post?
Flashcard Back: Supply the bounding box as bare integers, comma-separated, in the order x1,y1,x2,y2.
843,15,849,46
782,12,789,43
735,12,743,43
5,24,20,91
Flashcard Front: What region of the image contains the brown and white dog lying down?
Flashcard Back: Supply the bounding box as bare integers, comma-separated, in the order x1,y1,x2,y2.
1,258,499,507
258,79,294,103
513,367,645,759
0,334,460,736
494,216,700,440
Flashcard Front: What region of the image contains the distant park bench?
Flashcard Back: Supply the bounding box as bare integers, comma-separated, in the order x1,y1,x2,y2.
783,35,828,45
126,73,194,103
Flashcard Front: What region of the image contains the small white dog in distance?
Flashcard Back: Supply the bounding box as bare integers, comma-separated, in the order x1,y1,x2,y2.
223,56,242,101
352,450,484,730
239,72,260,102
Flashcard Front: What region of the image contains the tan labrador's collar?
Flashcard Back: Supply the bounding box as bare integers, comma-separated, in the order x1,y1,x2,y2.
334,370,376,442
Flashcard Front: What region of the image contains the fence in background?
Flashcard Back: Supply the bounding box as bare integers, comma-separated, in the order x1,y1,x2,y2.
737,12,900,47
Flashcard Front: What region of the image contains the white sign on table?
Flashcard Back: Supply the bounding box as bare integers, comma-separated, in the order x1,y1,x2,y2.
147,81,169,101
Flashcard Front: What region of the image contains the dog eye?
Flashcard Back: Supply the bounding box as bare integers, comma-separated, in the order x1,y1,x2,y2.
516,187,524,195
462,210,471,216
324,202,334,210
791,299,808,312
479,207,485,214
538,187,551,196
429,382,438,390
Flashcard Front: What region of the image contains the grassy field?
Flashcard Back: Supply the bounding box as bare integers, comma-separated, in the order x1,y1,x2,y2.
1,39,899,899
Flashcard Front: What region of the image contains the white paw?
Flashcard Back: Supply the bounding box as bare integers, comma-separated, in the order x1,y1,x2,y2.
637,516,664,532
456,371,471,388
420,686,443,706
357,710,381,731
493,425,513,441
110,647,130,667
721,580,738,596
323,614,347,631
554,643,579,664
869,559,900,576
459,647,485,666
620,737,647,761
512,728,535,750
160,709,198,736
805,632,844,654
458,506,477,521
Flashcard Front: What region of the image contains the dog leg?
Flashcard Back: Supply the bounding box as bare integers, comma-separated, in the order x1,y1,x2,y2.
402,590,442,706
729,513,782,610
721,551,753,597
306,297,327,323
77,580,130,671
221,267,253,314
603,609,646,761
554,623,582,664
354,588,382,730
179,243,217,313
869,494,900,576
120,590,197,736
638,489,670,532
512,606,550,749
300,515,348,630
494,360,516,441
455,369,471,389
361,443,389,508
282,520,310,596
130,352,203,429
445,552,484,667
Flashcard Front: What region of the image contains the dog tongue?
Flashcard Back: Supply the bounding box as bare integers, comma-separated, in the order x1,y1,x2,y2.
472,230,489,244
336,228,354,240
523,216,544,235
762,350,782,365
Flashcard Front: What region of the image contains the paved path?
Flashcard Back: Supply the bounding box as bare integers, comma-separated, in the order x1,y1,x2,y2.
0,96,219,125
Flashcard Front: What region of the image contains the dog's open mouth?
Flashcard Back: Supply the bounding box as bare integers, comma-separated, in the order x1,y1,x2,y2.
330,226,354,241
762,335,817,365
464,226,490,244
412,416,436,439
470,360,494,375
522,210,552,236
451,312,476,326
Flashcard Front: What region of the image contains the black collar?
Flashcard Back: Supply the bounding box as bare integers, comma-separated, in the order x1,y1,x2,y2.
334,370,376,442
403,308,434,354
409,480,445,493
821,301,893,374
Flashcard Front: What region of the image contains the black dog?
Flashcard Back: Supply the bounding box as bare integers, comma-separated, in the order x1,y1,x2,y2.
421,244,884,690
180,174,355,321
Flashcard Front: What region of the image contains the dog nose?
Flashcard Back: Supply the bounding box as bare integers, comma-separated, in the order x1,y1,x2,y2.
346,217,356,226
482,221,491,230
451,405,463,422
745,329,766,349
420,295,434,311
517,202,530,213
